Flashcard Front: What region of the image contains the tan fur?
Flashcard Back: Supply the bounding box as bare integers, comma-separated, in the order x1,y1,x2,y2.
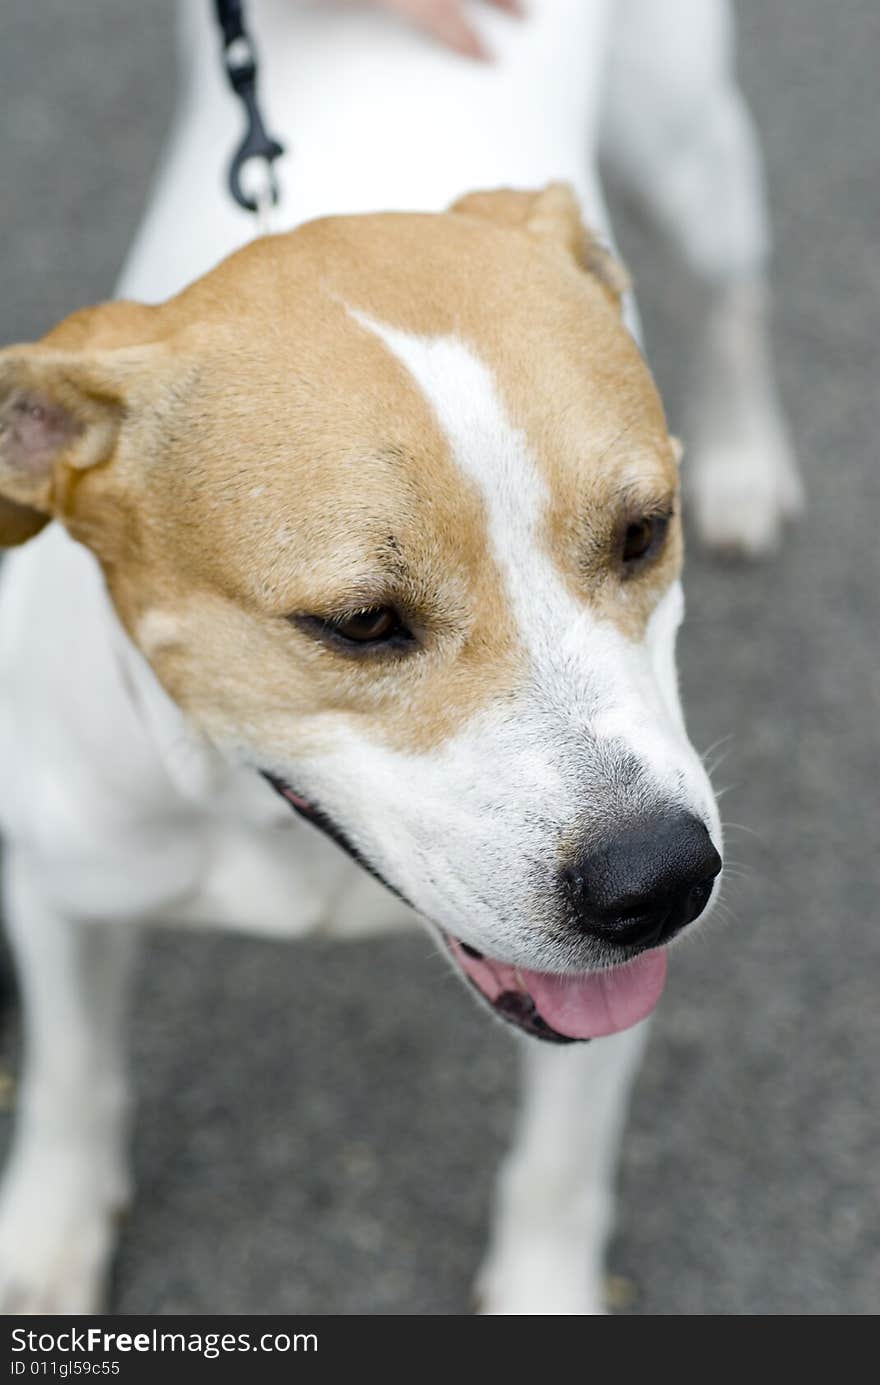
452,182,631,304
0,497,48,545
0,188,681,755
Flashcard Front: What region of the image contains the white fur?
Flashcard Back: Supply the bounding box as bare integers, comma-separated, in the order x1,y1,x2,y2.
119,0,614,301
1,0,789,1314
479,1022,650,1315
601,0,800,550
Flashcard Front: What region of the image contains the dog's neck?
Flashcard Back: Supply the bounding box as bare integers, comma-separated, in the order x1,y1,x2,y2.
122,0,613,303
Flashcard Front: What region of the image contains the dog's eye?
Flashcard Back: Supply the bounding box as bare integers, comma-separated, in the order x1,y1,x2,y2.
329,607,400,643
290,604,416,654
295,605,417,653
621,513,669,569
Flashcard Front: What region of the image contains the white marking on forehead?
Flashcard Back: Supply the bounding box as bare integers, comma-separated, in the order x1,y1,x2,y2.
347,316,647,692
349,312,643,691
349,310,560,632
351,313,544,535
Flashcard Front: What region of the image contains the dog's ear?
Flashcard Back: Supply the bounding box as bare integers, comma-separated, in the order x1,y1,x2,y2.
0,301,160,548
451,182,629,308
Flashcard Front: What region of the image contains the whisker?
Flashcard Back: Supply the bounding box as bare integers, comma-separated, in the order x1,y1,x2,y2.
721,820,760,839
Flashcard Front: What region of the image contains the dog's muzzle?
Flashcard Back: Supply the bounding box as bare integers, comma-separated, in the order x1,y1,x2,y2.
262,772,721,1045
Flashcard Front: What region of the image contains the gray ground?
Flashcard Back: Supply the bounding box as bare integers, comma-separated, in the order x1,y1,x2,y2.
2,0,878,1316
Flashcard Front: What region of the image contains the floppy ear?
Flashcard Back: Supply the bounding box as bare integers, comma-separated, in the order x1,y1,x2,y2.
0,302,159,548
451,182,630,308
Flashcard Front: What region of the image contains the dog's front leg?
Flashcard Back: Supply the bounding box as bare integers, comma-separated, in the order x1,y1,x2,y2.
478,1024,650,1316
0,849,138,1314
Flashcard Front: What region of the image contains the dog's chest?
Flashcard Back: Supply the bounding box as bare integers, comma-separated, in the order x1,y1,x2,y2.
175,801,412,943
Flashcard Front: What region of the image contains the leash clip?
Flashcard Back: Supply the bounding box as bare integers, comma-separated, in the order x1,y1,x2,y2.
214,1,285,216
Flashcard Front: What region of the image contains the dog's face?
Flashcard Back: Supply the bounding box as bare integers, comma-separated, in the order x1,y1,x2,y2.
0,186,721,1041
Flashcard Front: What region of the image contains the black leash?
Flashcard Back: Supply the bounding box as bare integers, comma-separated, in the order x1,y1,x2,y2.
213,0,285,215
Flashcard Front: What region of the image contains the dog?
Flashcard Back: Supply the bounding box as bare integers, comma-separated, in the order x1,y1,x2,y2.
0,0,800,1314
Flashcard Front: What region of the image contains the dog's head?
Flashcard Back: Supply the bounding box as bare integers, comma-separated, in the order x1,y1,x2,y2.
0,185,721,1041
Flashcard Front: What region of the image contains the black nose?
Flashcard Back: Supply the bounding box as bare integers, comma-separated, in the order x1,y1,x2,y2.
562,812,722,952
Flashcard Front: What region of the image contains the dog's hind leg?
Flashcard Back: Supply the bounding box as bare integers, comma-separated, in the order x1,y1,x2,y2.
478,1023,649,1315
0,850,138,1313
602,0,802,554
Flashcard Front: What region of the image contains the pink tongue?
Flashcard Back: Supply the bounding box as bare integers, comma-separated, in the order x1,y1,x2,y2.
522,949,667,1039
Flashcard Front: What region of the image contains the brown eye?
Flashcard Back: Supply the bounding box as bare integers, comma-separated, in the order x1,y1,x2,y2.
621,513,669,568
331,607,398,643
292,604,415,654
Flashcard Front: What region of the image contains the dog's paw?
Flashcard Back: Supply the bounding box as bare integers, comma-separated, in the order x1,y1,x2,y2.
475,1248,605,1316
0,1150,125,1314
687,431,804,557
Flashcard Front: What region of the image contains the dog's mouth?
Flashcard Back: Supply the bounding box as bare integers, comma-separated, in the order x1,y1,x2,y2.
261,771,667,1044
443,934,667,1043
261,770,410,902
